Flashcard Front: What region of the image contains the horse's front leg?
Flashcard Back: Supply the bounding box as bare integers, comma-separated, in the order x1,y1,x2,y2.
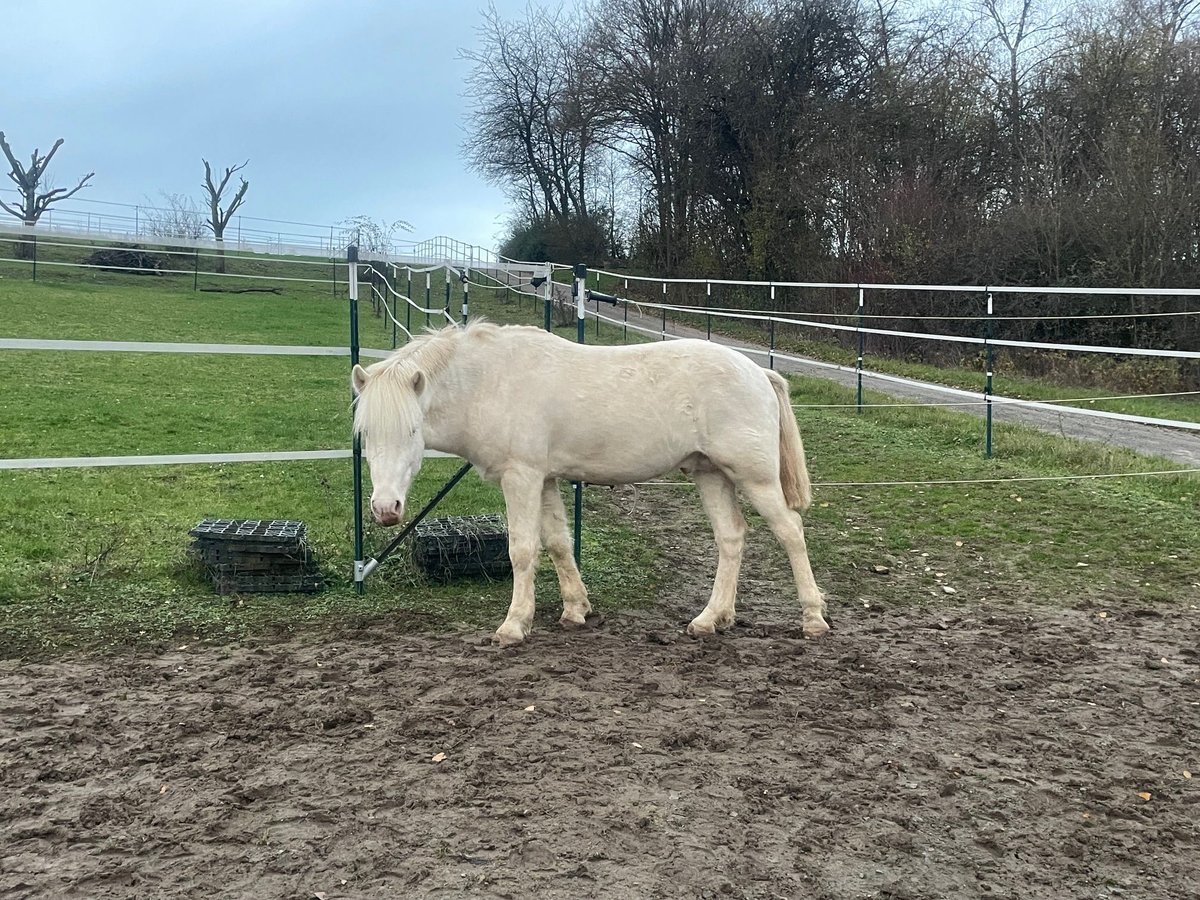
540,479,591,627
494,468,545,647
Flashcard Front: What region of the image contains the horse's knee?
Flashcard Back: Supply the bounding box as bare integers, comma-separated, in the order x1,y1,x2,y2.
509,539,539,573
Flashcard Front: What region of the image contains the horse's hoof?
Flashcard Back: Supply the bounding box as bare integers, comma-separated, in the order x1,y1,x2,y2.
492,623,528,647
687,619,716,638
559,607,589,629
803,617,830,638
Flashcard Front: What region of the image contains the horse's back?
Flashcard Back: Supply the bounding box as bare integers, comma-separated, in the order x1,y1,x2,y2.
463,326,779,482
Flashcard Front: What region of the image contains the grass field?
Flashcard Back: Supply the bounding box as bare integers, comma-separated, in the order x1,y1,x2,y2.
2,254,1197,658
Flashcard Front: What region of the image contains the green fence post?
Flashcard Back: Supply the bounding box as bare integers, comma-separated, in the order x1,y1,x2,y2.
425,272,431,328
769,283,776,369
706,281,712,340
856,286,865,413
985,289,994,458
661,282,667,340
572,263,588,567
348,245,366,596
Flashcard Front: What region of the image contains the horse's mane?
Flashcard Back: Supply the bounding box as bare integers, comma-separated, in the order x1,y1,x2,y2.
352,321,505,440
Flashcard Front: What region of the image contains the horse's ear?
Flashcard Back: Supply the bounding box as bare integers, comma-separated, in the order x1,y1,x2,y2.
412,369,426,396
351,364,369,395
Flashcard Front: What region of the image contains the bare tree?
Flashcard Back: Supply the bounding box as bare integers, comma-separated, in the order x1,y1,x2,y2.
1,131,94,257
142,192,207,241
462,2,606,258
978,0,1066,203
201,158,250,273
340,214,413,255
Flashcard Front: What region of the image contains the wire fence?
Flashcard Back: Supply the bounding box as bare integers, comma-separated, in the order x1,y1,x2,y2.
2,223,1197,485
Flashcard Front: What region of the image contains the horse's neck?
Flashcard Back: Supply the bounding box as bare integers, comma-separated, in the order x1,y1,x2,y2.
420,340,479,456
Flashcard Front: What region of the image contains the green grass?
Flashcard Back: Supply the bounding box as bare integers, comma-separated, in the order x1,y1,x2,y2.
2,265,1196,659
789,375,1199,612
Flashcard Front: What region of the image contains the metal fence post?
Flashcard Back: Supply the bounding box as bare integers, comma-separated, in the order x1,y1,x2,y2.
543,263,552,332
348,245,365,595
985,289,995,458
706,281,712,340
425,272,431,328
462,271,469,325
856,286,865,413
406,267,413,337
572,262,588,567
661,282,667,340
769,283,776,369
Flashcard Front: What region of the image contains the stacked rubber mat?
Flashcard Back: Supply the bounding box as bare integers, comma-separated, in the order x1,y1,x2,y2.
188,518,323,594
413,515,511,581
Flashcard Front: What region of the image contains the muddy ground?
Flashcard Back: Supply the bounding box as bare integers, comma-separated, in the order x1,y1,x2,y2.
2,487,1199,900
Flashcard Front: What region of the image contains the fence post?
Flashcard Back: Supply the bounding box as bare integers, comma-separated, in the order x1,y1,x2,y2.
406,267,413,337
572,263,588,567
462,270,469,325
543,263,552,332
769,283,776,369
31,233,37,282
444,266,451,321
985,289,994,458
706,281,712,340
348,245,366,596
856,286,865,413
661,283,667,340
389,265,397,350
425,272,431,328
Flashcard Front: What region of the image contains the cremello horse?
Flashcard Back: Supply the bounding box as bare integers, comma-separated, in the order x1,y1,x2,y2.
351,322,829,646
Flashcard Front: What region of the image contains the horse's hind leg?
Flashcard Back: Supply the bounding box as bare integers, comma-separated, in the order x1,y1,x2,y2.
540,479,591,627
494,469,545,647
688,468,747,636
739,479,829,638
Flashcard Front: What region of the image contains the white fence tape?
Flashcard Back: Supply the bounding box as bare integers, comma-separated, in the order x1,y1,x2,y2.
0,449,456,470
585,310,1200,432
0,338,392,359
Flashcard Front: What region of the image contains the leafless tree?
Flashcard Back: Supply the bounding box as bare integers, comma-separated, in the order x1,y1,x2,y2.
340,214,413,255
201,158,250,272
1,131,94,257
142,192,207,241
462,2,606,258
978,0,1066,203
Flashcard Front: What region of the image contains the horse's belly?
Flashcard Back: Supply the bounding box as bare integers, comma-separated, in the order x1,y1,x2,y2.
545,432,694,485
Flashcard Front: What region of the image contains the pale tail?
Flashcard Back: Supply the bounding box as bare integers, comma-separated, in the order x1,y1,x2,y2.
767,371,812,511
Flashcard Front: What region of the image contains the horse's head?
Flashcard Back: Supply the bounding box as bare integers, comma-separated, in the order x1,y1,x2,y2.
352,362,427,526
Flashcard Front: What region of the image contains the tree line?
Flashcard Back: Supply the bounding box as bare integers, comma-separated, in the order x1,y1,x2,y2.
463,0,1200,355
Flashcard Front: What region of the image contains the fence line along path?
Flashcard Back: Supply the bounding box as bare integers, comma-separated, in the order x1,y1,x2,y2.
530,279,1200,468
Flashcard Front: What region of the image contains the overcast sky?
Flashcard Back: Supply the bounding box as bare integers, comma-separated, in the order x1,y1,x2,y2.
3,0,537,250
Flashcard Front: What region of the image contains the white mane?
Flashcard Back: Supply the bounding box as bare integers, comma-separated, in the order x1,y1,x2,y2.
352,321,510,442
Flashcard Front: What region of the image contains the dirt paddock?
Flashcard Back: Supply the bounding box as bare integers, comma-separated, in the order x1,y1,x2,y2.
3,497,1199,899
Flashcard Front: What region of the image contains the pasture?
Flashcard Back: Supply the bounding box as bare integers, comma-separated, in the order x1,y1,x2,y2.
1,253,1198,898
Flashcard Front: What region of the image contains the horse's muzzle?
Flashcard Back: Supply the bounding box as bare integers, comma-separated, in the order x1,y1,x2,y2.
371,499,404,526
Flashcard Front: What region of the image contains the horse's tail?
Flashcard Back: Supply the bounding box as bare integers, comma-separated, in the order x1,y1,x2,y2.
767,370,812,511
